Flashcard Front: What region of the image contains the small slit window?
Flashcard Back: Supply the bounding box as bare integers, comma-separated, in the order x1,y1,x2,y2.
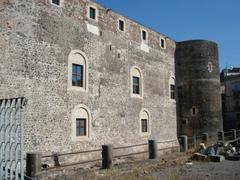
160,38,165,49
119,19,125,31
169,76,175,100
141,119,148,133
192,107,197,116
142,30,147,41
89,7,96,20
170,84,175,99
52,0,60,5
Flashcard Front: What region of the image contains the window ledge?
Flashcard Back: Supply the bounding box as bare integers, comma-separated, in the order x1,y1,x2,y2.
68,86,87,92
140,132,151,137
169,99,176,103
131,94,143,99
75,136,90,142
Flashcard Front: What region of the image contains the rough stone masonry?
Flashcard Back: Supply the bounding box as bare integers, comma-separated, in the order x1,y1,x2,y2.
0,0,222,157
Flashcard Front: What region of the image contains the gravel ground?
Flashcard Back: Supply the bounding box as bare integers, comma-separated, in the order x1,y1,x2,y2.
154,160,240,180
45,153,240,180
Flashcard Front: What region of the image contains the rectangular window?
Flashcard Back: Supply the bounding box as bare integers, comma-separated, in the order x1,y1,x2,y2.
52,0,60,5
142,30,147,41
182,119,187,125
89,7,96,20
170,84,175,99
72,64,83,87
119,20,125,31
160,38,165,48
133,76,140,94
141,119,148,133
76,119,86,136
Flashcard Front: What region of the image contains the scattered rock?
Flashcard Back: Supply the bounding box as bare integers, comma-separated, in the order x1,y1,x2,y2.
226,155,240,161
192,153,207,161
208,155,225,162
185,160,193,165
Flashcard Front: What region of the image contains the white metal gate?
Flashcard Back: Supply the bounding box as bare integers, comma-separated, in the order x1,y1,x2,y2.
0,98,26,180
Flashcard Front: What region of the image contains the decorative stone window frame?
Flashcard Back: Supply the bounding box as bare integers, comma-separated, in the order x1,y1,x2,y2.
87,5,99,22
139,109,151,136
141,29,148,44
160,37,166,49
169,75,176,101
50,0,64,7
208,62,213,72
130,66,143,98
71,104,91,142
118,18,125,32
68,50,88,92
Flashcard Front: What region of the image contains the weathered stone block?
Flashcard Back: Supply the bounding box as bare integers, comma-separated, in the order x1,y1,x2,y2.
208,155,225,162
192,153,207,161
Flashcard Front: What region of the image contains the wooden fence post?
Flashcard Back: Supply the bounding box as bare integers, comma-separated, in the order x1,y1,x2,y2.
26,152,42,178
149,140,157,159
102,145,113,169
202,133,208,144
230,129,237,140
218,131,224,141
180,135,188,152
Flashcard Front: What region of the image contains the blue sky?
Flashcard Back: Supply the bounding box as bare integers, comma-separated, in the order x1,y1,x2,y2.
95,0,240,70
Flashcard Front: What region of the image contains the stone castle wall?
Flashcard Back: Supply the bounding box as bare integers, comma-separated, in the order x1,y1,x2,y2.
0,0,178,155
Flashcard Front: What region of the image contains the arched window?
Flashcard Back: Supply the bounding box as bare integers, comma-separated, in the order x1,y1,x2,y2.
139,109,150,135
68,50,88,92
169,76,175,100
131,66,143,98
71,104,91,141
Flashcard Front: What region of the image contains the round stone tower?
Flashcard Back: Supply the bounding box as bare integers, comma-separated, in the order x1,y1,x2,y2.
175,40,223,139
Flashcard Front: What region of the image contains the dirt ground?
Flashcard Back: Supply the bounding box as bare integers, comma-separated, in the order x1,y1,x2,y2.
49,152,240,180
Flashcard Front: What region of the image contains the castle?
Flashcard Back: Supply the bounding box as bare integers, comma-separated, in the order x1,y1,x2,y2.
0,0,222,155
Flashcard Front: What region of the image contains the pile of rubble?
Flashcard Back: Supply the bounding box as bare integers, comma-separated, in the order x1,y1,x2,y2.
192,141,240,162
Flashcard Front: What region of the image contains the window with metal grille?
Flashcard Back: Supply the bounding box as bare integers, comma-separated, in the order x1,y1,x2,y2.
170,84,175,99
133,76,140,94
141,119,148,133
76,118,86,136
119,20,125,31
72,64,83,87
89,7,96,20
52,0,60,5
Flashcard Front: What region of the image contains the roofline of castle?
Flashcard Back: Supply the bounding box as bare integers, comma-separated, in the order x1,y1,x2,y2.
91,1,176,42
